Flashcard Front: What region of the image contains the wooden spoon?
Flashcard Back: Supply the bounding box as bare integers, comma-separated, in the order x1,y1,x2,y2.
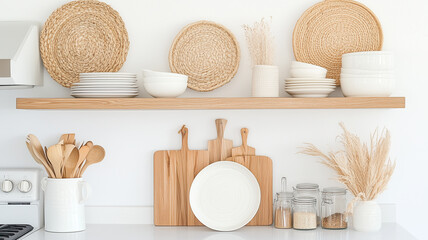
47,144,64,179
62,144,76,177
26,140,55,178
79,145,105,177
27,135,56,178
73,145,90,178
64,147,79,178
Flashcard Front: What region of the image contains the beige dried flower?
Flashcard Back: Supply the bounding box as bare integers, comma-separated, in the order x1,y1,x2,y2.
243,18,274,66
300,123,396,201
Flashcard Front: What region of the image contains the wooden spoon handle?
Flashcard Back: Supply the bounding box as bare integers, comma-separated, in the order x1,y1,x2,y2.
215,119,227,139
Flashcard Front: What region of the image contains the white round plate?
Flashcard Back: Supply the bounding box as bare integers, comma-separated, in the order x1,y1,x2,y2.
72,90,139,94
285,86,336,90
71,94,138,98
71,87,138,91
286,80,335,84
79,79,137,83
286,88,335,93
288,93,330,98
285,78,335,81
80,72,136,77
72,83,138,88
189,161,260,232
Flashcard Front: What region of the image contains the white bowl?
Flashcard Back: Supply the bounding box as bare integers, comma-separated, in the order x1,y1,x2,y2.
342,51,394,70
341,68,394,75
291,61,326,70
340,77,395,97
142,69,187,78
143,81,187,98
340,73,395,79
290,68,327,78
143,76,188,83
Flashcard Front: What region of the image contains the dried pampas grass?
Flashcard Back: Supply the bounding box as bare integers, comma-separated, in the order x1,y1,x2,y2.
243,18,275,66
300,123,396,201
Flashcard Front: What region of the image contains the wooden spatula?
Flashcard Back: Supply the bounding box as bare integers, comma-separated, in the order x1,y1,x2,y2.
64,147,79,178
208,119,233,164
232,128,256,156
47,144,64,179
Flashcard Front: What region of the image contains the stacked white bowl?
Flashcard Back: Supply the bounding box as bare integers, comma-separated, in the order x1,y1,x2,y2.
71,73,138,98
285,61,336,98
142,70,188,98
341,51,394,97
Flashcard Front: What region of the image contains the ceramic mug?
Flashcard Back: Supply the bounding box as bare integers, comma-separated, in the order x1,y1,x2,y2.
41,177,90,232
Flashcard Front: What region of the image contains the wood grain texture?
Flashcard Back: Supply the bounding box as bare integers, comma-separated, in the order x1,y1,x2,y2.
16,97,406,109
208,119,233,164
225,155,273,226
232,128,256,157
153,126,209,226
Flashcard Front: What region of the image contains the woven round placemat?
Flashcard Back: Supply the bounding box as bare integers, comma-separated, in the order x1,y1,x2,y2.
40,0,129,88
293,0,383,85
169,21,240,92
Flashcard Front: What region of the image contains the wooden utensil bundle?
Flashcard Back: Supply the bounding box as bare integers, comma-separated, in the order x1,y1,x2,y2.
154,119,273,226
26,133,105,178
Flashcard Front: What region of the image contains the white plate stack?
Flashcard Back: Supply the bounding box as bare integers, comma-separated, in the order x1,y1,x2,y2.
71,73,138,98
285,61,336,98
341,51,395,97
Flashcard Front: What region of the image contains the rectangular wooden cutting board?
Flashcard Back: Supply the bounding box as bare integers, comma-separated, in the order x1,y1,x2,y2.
225,155,273,226
154,126,209,226
208,119,233,164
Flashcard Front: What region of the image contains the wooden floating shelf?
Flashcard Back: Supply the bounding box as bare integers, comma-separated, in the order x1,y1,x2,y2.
16,97,405,110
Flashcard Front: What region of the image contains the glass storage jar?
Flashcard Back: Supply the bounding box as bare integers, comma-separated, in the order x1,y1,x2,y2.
321,187,348,229
293,183,320,225
274,191,293,229
274,177,293,229
292,197,317,230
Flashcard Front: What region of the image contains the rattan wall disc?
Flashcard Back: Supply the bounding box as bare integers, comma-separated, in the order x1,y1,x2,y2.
169,21,240,92
293,0,383,85
40,0,129,88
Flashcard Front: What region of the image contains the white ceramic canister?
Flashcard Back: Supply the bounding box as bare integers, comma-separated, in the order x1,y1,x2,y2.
352,200,382,232
252,65,279,97
41,177,90,232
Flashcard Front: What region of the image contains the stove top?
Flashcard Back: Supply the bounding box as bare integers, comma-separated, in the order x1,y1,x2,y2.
0,224,33,240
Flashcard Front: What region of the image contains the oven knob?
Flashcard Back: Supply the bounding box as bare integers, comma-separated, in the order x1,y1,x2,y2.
18,180,32,193
1,180,13,193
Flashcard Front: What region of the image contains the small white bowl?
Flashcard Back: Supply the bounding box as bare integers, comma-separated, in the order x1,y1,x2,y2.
143,75,188,83
341,68,394,75
342,51,394,70
340,77,395,97
290,68,327,78
291,61,326,70
143,81,187,98
340,73,395,79
142,69,187,78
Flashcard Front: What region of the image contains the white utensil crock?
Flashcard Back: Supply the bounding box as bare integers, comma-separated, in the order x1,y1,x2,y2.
352,200,382,232
41,177,90,232
252,65,279,97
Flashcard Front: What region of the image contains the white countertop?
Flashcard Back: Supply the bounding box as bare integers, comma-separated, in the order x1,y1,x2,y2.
23,223,417,240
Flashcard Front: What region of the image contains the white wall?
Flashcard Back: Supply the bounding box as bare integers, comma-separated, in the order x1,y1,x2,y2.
0,0,426,238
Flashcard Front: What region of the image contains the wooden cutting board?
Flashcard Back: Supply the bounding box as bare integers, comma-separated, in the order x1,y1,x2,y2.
225,155,273,226
208,119,233,164
232,128,256,157
154,126,209,226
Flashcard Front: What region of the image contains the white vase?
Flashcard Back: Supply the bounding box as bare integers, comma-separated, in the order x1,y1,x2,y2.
352,200,382,232
41,177,91,232
252,65,279,97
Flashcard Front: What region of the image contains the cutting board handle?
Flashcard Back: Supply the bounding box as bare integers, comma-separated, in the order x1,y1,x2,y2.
179,125,189,150
215,119,228,139
241,128,249,147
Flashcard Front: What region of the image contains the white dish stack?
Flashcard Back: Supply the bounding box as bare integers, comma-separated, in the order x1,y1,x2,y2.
71,73,138,98
285,61,336,98
341,51,395,97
